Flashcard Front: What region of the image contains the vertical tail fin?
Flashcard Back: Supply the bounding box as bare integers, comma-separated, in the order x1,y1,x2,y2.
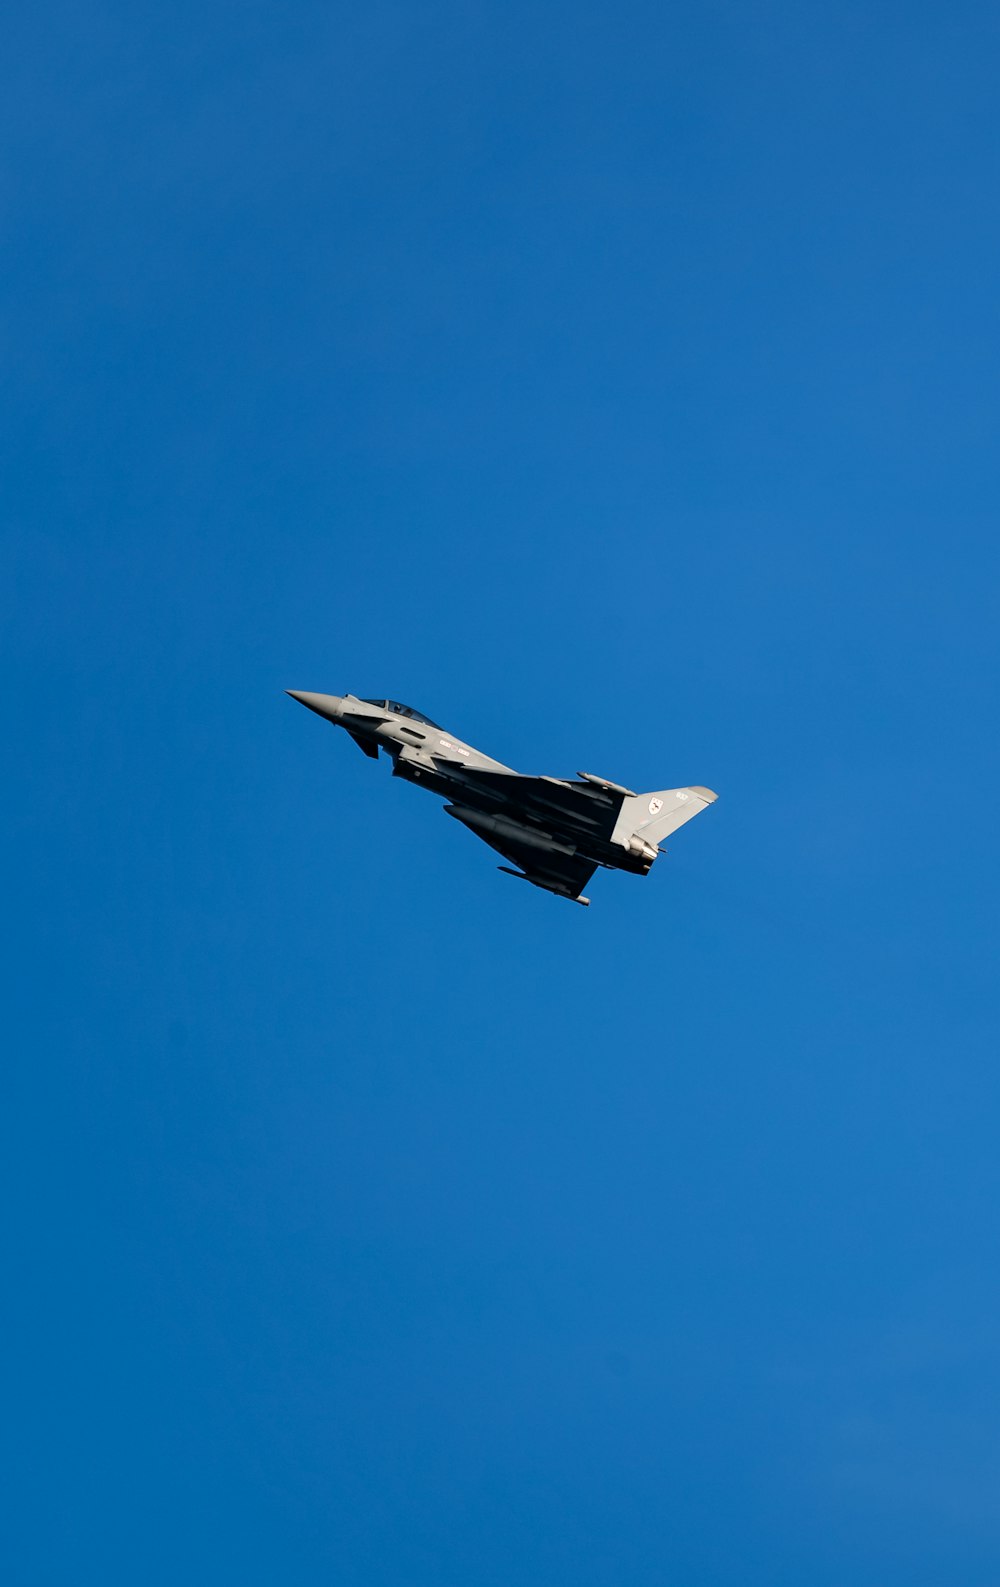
611,785,718,850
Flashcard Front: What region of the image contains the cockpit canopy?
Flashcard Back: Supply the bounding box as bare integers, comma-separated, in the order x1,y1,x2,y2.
360,698,442,729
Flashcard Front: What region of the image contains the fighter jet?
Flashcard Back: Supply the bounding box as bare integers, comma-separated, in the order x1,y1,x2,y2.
287,691,717,906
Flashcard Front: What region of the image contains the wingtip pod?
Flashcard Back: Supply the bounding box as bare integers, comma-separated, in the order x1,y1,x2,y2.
497,865,591,906
687,786,718,803
576,771,638,798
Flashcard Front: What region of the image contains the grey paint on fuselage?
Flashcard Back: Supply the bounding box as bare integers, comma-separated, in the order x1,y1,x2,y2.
287,690,717,906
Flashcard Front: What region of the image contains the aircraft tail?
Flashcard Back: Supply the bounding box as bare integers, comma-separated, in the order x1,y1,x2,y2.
611,785,718,851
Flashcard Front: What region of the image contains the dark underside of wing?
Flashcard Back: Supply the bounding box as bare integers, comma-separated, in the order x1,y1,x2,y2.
445,768,624,840
469,826,598,900
442,767,623,900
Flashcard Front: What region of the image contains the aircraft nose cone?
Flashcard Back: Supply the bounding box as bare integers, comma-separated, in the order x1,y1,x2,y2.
286,690,344,722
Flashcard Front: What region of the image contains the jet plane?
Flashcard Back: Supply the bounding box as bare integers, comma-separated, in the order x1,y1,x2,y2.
287,691,717,907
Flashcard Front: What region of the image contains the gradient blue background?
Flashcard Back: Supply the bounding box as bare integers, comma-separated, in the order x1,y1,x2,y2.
4,2,999,1581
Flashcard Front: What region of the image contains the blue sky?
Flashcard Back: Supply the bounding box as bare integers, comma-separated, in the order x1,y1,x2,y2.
4,2,999,1581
